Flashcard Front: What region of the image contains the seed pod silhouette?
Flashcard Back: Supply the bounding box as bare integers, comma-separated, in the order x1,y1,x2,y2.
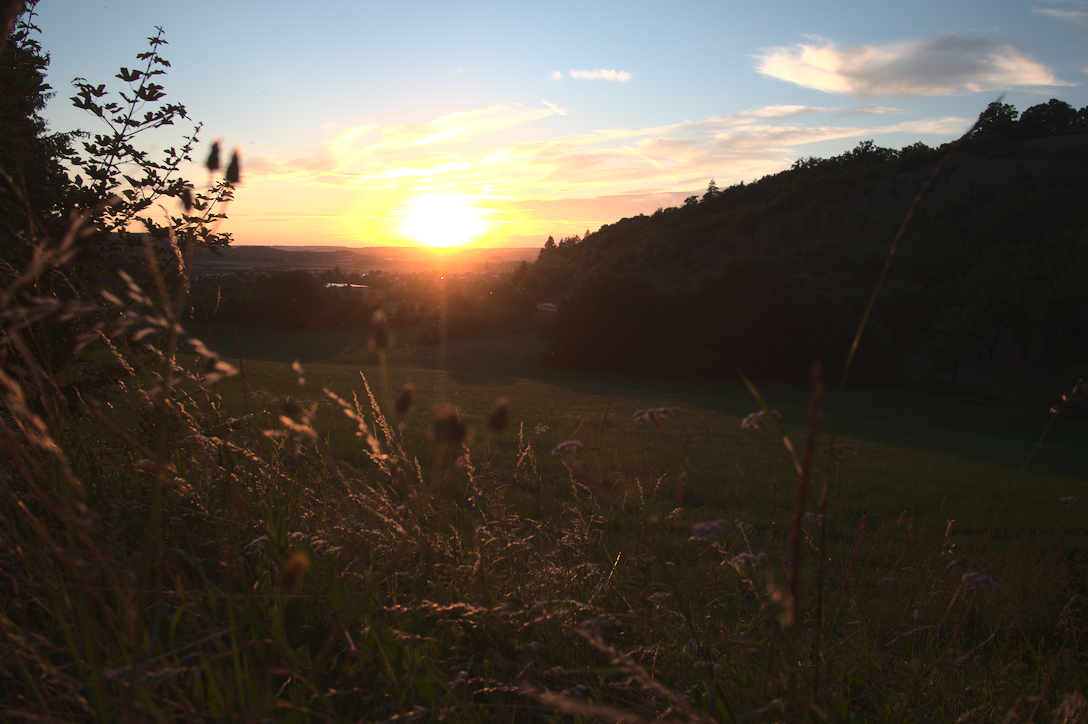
395,384,415,417
206,140,220,172
226,149,241,184
432,404,466,445
488,397,508,433
282,552,310,591
369,309,394,350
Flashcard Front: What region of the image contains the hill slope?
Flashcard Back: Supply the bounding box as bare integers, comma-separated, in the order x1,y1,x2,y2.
524,108,1088,386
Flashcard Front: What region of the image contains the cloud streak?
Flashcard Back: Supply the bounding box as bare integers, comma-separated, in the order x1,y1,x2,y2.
756,34,1072,97
1033,1,1088,31
239,102,974,244
569,68,632,82
252,103,972,199
541,100,567,116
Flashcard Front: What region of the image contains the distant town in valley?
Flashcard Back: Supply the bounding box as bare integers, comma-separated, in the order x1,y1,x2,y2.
191,245,540,278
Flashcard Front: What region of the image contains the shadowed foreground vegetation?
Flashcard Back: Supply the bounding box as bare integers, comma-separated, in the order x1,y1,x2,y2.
3,282,1088,721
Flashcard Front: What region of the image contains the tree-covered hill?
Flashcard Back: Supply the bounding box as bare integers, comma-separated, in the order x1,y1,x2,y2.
525,100,1088,386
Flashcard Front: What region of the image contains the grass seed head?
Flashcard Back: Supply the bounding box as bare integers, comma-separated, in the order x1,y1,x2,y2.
395,383,415,417
206,139,220,172
282,552,311,591
1053,692,1088,724
432,403,466,445
369,309,394,350
282,399,302,419
225,148,241,184
488,397,508,433
202,354,238,384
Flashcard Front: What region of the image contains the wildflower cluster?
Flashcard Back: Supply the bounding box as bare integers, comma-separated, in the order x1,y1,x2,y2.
634,406,680,424
729,552,768,571
963,571,1002,592
741,409,781,429
551,440,584,455
691,519,732,543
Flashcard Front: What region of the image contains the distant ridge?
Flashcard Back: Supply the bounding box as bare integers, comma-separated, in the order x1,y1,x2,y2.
219,245,539,262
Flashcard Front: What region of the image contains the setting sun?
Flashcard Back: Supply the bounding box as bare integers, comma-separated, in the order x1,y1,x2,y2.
402,194,488,248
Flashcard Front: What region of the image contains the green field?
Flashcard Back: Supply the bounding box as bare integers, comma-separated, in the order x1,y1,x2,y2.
195,321,1088,542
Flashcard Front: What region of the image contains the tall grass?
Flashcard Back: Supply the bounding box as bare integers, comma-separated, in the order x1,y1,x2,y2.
2,131,1087,723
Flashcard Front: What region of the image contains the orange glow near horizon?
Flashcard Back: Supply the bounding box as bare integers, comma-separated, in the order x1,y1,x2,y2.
402,194,489,248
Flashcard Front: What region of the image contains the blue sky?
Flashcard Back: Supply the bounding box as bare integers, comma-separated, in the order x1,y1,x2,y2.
34,0,1088,247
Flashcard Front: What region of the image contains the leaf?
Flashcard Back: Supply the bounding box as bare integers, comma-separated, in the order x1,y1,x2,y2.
115,67,142,82
135,83,166,102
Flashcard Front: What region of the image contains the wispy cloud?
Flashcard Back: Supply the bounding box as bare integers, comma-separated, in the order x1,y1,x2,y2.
880,117,974,135
1033,1,1088,31
541,100,567,116
251,102,972,197
840,105,901,115
240,102,975,244
755,34,1072,97
548,70,562,81
249,103,560,180
569,68,632,82
366,161,473,180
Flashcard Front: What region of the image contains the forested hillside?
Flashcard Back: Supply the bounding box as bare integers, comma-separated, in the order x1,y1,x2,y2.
525,101,1088,385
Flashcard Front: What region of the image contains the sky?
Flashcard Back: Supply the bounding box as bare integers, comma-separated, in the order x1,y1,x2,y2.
33,0,1088,249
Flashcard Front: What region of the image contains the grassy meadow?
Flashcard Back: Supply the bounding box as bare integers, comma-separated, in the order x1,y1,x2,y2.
4,285,1087,722
197,322,1087,537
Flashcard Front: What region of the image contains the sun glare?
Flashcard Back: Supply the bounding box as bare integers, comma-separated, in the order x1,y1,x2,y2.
403,194,487,248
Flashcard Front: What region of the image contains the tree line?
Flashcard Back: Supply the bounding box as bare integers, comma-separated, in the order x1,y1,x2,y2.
527,99,1088,386
186,269,536,340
